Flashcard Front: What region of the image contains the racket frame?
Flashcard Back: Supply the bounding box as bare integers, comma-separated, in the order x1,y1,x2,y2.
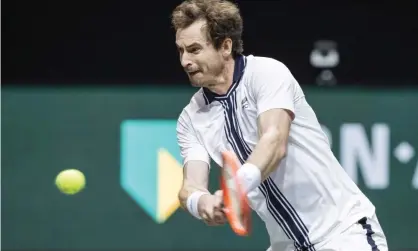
220,151,251,236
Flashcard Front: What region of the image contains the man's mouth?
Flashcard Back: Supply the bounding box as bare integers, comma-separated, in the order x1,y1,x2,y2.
188,71,199,76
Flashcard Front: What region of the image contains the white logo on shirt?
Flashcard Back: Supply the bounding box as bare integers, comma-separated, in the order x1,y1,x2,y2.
241,97,249,109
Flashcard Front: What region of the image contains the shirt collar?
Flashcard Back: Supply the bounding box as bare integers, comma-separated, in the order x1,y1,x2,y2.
203,54,247,104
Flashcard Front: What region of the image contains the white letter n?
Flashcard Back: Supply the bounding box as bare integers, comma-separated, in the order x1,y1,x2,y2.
340,123,390,189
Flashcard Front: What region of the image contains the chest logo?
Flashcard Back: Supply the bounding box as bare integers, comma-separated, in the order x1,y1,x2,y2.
241,97,249,109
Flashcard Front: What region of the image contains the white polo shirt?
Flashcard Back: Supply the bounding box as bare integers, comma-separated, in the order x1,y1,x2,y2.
176,55,376,251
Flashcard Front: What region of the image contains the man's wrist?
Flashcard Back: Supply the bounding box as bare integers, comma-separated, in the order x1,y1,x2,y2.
186,191,209,219
237,163,262,193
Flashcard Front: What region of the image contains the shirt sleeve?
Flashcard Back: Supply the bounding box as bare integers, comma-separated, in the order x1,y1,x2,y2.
251,61,296,120
176,111,210,167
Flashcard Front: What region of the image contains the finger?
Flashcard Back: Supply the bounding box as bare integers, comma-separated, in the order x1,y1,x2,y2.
214,190,224,208
207,213,225,226
213,210,227,224
216,218,227,225
213,208,224,219
201,211,210,222
205,205,216,222
204,214,221,226
213,194,224,209
214,190,223,197
206,220,221,226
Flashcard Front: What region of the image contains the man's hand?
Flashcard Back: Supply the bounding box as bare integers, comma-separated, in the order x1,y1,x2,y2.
198,190,227,226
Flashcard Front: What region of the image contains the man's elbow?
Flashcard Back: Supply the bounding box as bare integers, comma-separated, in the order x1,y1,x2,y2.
269,142,287,174
264,128,287,153
277,143,287,160
276,130,288,161
265,128,288,161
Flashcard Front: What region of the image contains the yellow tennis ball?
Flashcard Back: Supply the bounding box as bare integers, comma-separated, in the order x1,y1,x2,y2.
55,169,86,195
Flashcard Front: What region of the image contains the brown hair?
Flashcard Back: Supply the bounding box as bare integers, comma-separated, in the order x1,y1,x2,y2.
171,0,244,56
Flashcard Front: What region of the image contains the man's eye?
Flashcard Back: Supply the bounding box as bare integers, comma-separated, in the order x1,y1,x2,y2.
190,48,200,54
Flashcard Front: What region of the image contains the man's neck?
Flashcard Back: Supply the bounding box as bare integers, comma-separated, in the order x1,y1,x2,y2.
206,58,235,95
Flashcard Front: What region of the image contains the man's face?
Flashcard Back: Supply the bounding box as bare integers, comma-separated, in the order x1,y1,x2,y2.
175,20,225,87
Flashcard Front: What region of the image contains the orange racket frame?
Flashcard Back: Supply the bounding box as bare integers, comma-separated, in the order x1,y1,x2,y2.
220,151,251,236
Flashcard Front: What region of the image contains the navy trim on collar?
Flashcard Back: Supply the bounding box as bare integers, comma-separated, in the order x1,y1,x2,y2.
203,55,247,104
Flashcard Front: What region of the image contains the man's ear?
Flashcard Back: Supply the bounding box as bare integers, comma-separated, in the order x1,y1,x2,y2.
221,38,233,58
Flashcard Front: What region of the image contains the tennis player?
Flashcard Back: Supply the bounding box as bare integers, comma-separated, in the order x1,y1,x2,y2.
172,1,388,250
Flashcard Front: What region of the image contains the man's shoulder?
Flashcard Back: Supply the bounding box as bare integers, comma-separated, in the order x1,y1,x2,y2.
178,88,207,120
244,55,294,83
246,54,289,71
244,54,304,99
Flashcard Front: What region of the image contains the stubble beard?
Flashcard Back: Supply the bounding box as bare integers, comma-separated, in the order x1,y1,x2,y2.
190,62,226,89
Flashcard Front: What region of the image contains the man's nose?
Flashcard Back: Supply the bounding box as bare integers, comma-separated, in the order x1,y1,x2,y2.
180,52,192,69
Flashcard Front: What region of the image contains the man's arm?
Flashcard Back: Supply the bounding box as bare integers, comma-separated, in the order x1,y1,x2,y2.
178,160,210,210
177,111,211,217
237,61,296,193
176,111,225,224
178,161,225,225
246,108,292,181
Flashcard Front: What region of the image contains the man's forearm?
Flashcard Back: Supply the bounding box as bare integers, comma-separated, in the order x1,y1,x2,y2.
246,129,287,180
236,129,287,194
178,160,210,211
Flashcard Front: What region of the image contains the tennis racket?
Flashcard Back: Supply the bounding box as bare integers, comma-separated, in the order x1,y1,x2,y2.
220,151,251,236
